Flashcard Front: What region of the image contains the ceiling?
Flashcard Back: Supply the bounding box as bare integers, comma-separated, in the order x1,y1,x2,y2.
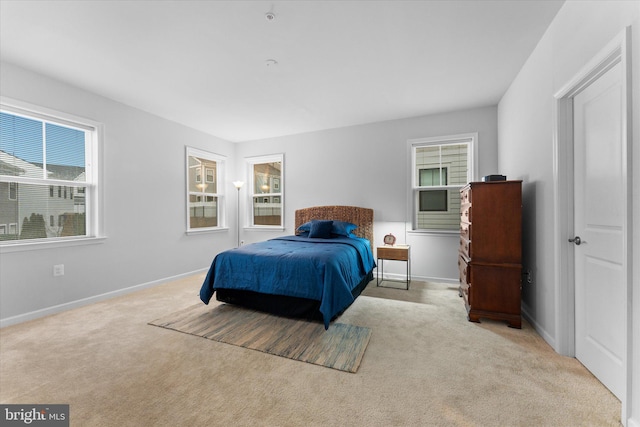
0,0,564,142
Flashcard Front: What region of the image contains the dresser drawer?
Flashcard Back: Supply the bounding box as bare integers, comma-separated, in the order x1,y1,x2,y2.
467,263,522,316
458,276,470,310
460,187,472,204
460,221,471,241
377,246,409,261
458,255,469,284
459,237,471,259
460,203,472,223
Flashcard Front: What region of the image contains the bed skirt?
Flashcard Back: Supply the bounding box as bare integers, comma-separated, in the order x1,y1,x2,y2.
215,270,373,323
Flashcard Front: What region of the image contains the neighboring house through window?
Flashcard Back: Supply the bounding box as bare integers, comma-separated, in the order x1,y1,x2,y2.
245,154,283,228
409,134,475,231
186,147,226,232
0,101,100,243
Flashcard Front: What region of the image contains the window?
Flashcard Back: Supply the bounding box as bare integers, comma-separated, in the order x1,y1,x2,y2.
419,168,448,212
8,182,17,200
419,188,448,212
409,134,475,231
0,102,100,244
186,147,226,232
419,167,447,186
245,154,283,227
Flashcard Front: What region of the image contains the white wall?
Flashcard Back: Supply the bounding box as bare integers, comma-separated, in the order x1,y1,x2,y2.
235,106,498,283
497,1,640,425
0,62,236,326
0,63,497,324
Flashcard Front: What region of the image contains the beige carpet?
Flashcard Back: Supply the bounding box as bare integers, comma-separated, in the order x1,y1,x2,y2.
0,274,621,426
149,303,371,373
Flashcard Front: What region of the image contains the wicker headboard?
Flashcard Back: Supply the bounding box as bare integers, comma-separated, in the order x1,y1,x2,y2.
294,205,374,251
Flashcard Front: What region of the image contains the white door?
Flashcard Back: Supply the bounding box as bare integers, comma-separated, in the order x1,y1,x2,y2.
573,60,626,399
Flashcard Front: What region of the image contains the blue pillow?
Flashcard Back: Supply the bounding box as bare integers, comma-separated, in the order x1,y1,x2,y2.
308,220,333,238
331,220,358,237
297,220,358,237
296,221,312,233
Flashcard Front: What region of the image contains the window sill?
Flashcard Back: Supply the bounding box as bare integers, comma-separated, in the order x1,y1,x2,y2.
186,227,229,236
407,229,459,237
245,226,285,232
0,236,107,254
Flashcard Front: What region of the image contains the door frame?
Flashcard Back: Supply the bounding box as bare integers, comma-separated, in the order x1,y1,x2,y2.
552,27,631,421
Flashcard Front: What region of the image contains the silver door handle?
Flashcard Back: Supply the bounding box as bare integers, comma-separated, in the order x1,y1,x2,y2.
568,236,585,245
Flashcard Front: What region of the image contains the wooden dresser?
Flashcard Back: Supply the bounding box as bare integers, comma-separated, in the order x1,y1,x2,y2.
458,180,522,328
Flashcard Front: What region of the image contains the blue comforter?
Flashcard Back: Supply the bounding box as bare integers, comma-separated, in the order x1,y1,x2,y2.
200,235,375,328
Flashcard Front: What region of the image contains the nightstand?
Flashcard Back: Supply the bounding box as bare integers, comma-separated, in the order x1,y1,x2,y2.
376,245,411,290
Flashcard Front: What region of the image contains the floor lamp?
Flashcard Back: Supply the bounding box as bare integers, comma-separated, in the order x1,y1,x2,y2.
233,181,244,247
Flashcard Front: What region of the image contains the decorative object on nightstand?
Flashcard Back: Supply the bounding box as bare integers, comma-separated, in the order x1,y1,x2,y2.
383,233,396,246
376,244,411,290
458,180,523,328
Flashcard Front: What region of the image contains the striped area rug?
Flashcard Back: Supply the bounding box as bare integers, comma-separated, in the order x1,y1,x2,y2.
149,303,371,373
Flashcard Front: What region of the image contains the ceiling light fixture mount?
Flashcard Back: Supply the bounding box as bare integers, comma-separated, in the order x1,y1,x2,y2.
265,12,276,21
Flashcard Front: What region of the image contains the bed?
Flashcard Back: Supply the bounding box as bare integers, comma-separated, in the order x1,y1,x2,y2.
199,205,375,329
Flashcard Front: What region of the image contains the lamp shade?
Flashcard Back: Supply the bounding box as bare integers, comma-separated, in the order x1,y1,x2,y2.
233,181,244,189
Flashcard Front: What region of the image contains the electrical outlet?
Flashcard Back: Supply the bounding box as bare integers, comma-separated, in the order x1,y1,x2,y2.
53,264,65,276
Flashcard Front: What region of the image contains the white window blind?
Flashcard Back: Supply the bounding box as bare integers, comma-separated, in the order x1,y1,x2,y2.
0,104,99,244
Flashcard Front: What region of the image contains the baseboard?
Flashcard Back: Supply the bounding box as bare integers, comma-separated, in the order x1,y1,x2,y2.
521,303,557,351
0,268,208,328
422,276,460,285
376,271,459,285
